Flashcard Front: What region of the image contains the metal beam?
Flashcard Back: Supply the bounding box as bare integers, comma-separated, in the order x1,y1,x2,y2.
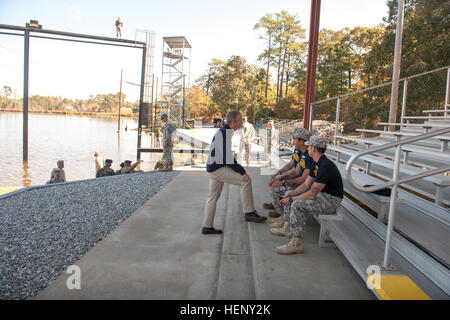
303,0,321,130
137,44,147,162
29,34,142,49
0,23,146,46
23,30,29,161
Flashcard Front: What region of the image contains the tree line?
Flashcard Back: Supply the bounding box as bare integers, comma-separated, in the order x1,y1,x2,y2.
0,88,139,114
189,0,448,125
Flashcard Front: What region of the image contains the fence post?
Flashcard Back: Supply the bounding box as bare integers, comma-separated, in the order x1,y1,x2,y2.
309,103,314,131
334,97,341,145
400,79,408,128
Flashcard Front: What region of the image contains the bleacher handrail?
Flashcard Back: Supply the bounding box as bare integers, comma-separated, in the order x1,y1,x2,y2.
344,126,450,269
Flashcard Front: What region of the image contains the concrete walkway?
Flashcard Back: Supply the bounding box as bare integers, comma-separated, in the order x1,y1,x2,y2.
37,167,374,300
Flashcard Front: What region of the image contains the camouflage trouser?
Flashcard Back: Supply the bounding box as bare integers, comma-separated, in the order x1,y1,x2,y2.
288,193,342,238
270,186,295,216
163,145,173,167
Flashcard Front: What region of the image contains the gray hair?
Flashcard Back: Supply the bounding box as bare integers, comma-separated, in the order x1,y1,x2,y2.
226,110,241,124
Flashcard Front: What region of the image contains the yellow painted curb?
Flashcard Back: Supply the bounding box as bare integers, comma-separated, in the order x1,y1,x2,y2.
368,274,431,300
0,187,23,196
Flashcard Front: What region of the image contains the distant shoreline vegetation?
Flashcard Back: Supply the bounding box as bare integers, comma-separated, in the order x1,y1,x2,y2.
0,108,138,119
0,91,139,117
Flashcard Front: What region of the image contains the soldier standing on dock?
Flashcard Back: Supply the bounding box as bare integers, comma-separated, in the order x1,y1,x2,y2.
160,113,177,172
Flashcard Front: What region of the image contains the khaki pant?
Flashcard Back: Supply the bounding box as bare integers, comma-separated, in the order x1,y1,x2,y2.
203,167,255,228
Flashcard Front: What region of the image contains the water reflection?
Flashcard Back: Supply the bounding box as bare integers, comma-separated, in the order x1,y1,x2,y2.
22,160,32,187
0,112,205,187
0,113,162,187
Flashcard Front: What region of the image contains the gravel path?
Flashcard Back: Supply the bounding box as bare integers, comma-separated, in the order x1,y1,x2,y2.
0,171,179,300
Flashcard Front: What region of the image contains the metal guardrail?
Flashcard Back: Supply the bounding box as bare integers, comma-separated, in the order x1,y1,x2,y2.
344,127,450,269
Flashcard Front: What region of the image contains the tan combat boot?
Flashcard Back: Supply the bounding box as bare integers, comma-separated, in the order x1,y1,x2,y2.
276,237,304,255
268,210,281,218
263,202,275,210
269,216,284,228
270,222,292,238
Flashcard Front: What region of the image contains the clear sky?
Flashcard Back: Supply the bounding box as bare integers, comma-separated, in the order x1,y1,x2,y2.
0,0,389,102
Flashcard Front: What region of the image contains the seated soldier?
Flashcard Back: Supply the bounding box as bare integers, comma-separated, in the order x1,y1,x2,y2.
266,128,313,222
263,128,313,215
96,159,116,178
46,168,64,184
56,160,66,182
120,159,144,174
271,136,344,255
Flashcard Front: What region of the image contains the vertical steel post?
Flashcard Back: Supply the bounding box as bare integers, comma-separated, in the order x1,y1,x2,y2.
383,144,402,268
400,78,408,128
23,29,30,161
388,0,405,131
334,97,341,145
445,67,450,117
302,0,321,129
150,74,155,132
118,69,122,132
137,45,147,162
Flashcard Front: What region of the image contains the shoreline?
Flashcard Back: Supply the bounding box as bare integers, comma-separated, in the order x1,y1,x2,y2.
0,109,138,119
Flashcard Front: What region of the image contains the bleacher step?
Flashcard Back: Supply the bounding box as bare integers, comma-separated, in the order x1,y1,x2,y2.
327,204,448,299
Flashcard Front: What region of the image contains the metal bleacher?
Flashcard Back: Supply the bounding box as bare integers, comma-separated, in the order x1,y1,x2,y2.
315,118,450,299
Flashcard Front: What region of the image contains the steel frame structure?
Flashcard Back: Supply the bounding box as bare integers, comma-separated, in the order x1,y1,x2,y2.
0,22,148,162
160,36,191,127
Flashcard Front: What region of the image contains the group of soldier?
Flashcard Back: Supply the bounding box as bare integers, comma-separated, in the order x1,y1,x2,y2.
46,160,66,184
202,110,344,257
262,127,344,255
44,113,176,185
96,158,144,178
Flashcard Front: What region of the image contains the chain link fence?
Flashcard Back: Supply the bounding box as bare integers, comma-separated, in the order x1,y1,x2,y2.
311,66,449,141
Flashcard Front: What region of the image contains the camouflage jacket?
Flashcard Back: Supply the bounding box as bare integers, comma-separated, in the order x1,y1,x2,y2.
120,162,139,174
96,166,116,178
162,121,177,145
50,169,66,182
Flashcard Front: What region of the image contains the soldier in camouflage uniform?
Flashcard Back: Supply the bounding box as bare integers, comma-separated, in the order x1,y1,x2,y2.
160,113,177,171
120,159,144,174
271,136,344,255
50,160,66,182
46,168,64,184
264,128,313,219
96,159,116,178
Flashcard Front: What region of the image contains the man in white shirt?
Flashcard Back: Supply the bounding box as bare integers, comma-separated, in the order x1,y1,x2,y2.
94,152,104,176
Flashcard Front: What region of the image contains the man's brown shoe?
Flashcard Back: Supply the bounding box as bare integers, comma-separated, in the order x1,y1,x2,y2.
263,203,275,210
268,211,281,218
245,211,267,223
